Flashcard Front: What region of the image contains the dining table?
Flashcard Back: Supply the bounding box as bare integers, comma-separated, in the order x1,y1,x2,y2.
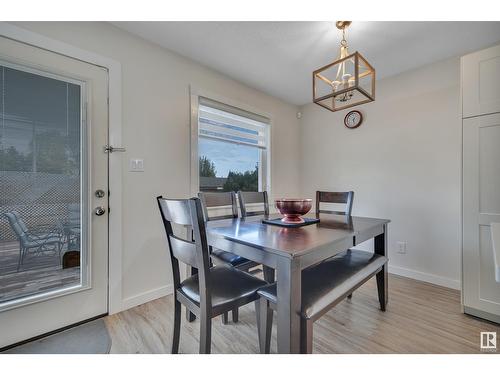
206,212,390,354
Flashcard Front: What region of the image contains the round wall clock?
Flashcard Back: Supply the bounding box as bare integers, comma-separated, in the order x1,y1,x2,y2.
344,110,363,129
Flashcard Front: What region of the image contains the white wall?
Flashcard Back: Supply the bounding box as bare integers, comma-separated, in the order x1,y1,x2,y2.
299,57,462,289
13,22,301,310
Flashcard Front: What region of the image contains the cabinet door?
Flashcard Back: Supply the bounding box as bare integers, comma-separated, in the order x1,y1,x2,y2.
462,44,500,118
463,113,500,321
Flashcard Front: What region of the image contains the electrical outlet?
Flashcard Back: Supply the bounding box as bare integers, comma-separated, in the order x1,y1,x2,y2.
397,241,407,254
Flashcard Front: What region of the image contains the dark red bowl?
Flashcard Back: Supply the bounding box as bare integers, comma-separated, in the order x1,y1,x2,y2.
275,198,312,223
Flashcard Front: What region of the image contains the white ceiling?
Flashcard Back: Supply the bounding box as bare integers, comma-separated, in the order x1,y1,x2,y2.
112,22,500,105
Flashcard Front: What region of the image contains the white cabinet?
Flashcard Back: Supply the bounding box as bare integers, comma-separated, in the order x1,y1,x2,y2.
462,44,500,118
462,111,500,323
462,44,500,323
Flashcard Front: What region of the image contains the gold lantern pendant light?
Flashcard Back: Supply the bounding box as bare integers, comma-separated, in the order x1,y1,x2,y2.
313,21,375,112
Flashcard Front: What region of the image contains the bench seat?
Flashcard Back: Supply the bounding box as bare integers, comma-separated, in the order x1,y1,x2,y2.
257,249,387,319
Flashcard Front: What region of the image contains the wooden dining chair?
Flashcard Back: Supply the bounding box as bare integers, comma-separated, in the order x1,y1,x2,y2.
256,249,388,353
316,190,355,300
237,191,269,217
237,191,275,283
157,196,267,354
198,191,259,324
316,191,354,216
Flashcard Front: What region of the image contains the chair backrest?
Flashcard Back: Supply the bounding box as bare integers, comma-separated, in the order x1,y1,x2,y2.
157,196,212,296
238,191,269,217
11,211,29,233
316,191,354,216
198,191,238,221
4,212,28,243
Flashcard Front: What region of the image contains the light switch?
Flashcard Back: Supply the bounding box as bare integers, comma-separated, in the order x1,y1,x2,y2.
129,158,144,172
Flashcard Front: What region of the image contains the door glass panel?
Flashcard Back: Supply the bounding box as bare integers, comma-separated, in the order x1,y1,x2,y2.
0,62,85,307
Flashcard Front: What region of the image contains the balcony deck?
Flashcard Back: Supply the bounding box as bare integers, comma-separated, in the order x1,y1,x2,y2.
0,240,80,304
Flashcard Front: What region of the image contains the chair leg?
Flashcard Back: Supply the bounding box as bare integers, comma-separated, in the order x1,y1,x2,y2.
221,312,228,325
376,268,387,311
186,266,198,322
17,246,24,271
263,265,275,282
257,298,273,354
255,299,260,336
171,298,181,354
232,307,239,323
199,313,212,354
300,319,313,354
58,242,63,266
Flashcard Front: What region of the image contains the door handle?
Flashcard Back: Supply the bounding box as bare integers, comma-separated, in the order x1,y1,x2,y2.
104,145,126,153
94,206,106,216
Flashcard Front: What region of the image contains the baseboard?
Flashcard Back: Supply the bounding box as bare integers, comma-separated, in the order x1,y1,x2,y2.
389,264,461,290
121,284,174,311
464,306,500,324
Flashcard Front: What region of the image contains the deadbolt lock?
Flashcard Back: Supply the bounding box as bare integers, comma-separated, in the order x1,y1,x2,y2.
95,189,105,198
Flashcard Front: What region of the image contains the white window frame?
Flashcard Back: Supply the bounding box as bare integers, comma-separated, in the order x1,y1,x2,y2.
190,86,271,197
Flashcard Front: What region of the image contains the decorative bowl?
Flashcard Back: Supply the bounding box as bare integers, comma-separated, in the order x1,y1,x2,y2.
275,198,312,223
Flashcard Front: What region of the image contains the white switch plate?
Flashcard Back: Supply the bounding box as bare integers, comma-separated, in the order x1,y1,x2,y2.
129,158,144,172
397,241,407,254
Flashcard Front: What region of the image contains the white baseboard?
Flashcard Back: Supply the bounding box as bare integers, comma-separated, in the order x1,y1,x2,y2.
121,284,174,312
389,264,461,290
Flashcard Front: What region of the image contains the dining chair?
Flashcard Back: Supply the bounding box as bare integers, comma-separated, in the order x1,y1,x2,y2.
237,191,269,217
198,191,259,324
157,196,267,354
316,190,355,300
316,191,354,216
256,249,388,353
237,191,275,283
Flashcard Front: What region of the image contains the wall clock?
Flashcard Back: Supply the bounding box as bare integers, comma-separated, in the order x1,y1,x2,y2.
344,110,363,129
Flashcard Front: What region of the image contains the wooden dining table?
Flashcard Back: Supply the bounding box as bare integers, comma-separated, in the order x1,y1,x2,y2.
206,212,390,354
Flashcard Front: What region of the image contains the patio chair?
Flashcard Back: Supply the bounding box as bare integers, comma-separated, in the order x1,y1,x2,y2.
4,212,63,270
10,211,60,240
59,204,81,250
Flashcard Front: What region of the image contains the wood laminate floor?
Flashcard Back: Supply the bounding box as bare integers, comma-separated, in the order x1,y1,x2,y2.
104,274,499,354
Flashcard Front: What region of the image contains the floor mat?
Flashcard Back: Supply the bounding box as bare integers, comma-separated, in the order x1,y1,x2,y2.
3,319,111,354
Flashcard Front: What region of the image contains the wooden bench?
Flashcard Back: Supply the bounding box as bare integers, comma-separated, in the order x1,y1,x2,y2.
256,249,388,353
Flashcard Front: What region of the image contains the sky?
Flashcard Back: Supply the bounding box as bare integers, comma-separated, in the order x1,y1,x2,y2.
1,64,80,154
199,138,259,177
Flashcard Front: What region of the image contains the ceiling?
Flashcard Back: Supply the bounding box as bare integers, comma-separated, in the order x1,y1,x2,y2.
112,22,500,105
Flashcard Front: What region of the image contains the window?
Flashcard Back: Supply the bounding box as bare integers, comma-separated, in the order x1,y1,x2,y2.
197,97,269,193
0,61,85,305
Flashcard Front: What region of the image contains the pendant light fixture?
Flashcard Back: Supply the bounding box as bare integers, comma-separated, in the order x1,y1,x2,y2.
313,21,375,112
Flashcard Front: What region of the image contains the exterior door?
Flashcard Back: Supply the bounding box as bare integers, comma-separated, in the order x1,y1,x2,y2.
0,36,109,347
463,112,500,322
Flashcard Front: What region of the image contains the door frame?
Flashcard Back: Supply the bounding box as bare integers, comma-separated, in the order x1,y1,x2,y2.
0,22,125,315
